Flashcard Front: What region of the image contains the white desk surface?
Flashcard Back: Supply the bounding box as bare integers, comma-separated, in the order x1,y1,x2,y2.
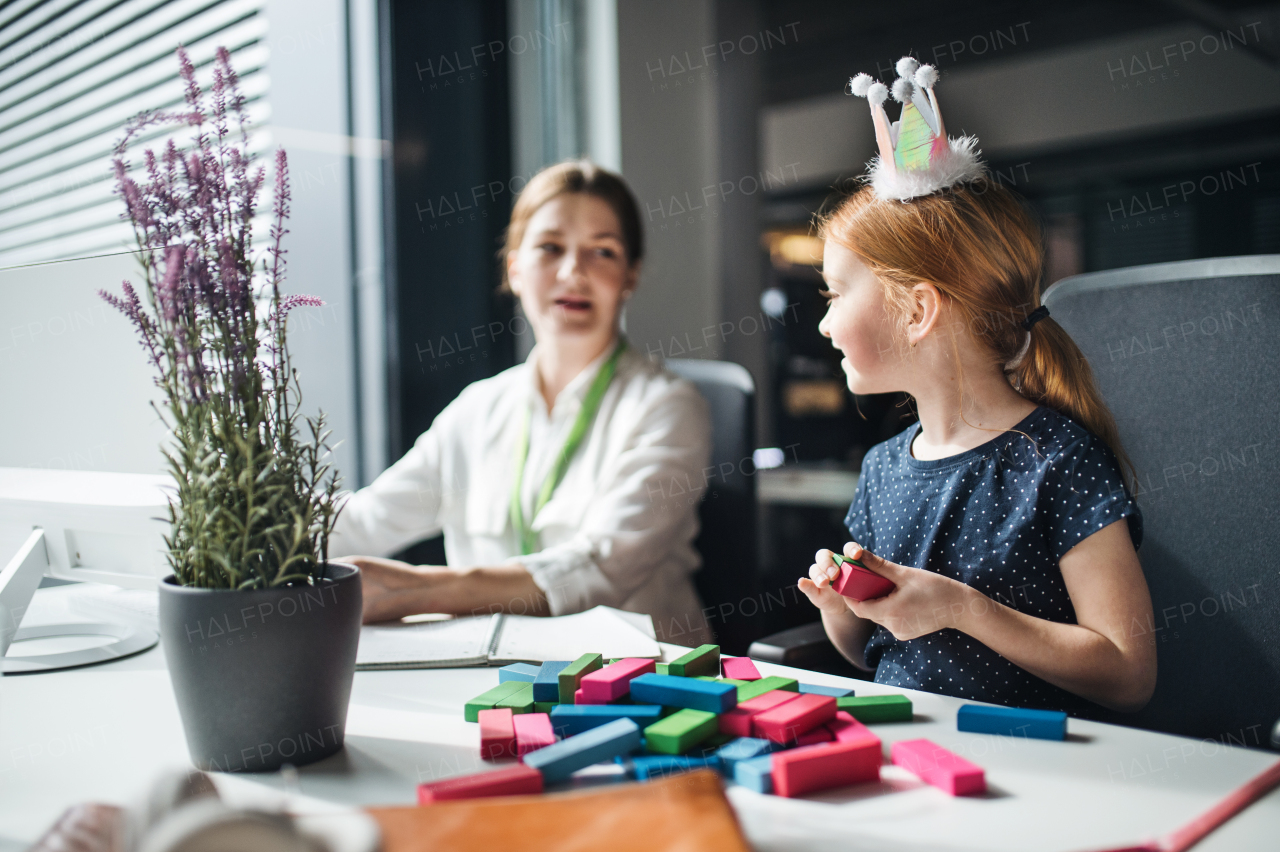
3,589,1279,852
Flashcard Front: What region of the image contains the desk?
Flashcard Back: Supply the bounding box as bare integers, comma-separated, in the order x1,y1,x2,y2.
3,589,1279,852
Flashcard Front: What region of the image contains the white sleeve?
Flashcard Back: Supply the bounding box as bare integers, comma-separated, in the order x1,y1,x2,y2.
513,381,712,615
327,414,449,559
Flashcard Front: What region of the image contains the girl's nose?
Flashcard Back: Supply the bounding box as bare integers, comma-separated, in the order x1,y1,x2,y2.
818,313,832,338
558,248,585,282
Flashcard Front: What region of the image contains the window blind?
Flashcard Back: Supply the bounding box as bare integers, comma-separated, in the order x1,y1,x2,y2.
0,0,268,267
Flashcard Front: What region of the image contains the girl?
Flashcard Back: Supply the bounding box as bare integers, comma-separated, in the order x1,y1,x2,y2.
329,161,713,644
797,179,1156,714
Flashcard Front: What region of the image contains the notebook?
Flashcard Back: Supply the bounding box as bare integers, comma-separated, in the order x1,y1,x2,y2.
355,605,661,670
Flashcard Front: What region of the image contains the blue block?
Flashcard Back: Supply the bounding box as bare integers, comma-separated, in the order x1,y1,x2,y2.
523,718,642,783
733,754,774,794
715,737,779,774
498,663,542,683
627,754,721,781
798,682,855,698
549,704,664,736
957,703,1067,741
534,661,572,702
629,673,737,713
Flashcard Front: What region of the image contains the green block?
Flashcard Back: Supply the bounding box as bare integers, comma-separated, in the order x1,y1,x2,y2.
837,694,913,723
737,676,799,702
644,709,719,755
464,681,528,722
667,644,720,678
534,701,557,714
695,677,747,687
655,662,669,675
558,653,603,704
495,683,535,714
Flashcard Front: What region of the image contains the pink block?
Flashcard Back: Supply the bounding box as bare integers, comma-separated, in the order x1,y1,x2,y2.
579,658,656,702
891,738,986,796
773,739,881,798
477,708,516,760
513,712,556,757
832,559,895,601
718,689,801,737
721,656,762,681
794,726,835,747
573,686,609,705
752,693,837,744
827,711,880,745
418,764,544,803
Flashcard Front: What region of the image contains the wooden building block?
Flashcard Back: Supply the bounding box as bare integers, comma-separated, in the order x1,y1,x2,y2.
737,676,800,702
654,662,669,675
694,677,747,686
733,754,774,794
956,703,1067,741
548,704,663,736
644,709,719,755
891,738,986,796
831,555,895,601
580,658,656,702
533,661,572,703
499,663,542,683
720,656,762,681
627,754,720,781
522,718,643,783
667,644,721,677
630,673,737,713
533,701,557,714
752,693,837,744
718,690,802,738
837,694,913,723
794,726,835,746
478,708,518,760
573,687,607,705
494,683,535,714
715,737,779,774
773,739,881,797
417,764,543,803
798,682,855,698
557,653,604,704
827,711,879,745
513,712,557,757
465,681,530,722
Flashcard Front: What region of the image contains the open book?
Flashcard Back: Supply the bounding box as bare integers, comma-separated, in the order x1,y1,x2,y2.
355,605,661,670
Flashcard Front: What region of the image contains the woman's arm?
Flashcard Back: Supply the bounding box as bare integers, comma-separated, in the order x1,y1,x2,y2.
340,556,548,623
827,520,1156,712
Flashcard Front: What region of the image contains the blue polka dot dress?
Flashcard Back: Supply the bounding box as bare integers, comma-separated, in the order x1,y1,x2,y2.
847,406,1143,715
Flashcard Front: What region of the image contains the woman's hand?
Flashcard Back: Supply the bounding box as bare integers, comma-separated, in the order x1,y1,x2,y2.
799,541,974,641
334,555,453,624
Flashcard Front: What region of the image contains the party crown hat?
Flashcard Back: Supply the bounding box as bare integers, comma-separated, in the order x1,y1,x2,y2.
848,56,985,201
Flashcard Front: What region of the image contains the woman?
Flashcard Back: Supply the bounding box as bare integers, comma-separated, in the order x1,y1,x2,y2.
329,161,713,645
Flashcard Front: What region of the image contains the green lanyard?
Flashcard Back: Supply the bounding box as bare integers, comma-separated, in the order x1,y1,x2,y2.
510,340,627,555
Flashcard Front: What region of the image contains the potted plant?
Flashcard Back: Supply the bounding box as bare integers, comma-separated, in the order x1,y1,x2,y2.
101,47,361,772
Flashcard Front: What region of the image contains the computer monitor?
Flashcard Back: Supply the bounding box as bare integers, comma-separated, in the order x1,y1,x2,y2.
0,251,172,671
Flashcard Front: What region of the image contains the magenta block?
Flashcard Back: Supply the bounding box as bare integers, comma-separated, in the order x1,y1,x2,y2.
891,738,986,796
513,712,556,757
579,658,656,702
721,657,762,681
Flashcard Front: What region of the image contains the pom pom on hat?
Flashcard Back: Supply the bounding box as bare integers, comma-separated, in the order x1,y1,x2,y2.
866,82,888,105
914,64,938,88
895,56,919,77
891,77,914,103
848,73,874,97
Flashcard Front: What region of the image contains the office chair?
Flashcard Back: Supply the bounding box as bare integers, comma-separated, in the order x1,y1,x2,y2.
666,359,762,655
749,255,1280,745
1043,255,1280,743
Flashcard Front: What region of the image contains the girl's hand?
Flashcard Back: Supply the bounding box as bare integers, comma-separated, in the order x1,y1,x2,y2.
841,542,974,640
797,543,862,617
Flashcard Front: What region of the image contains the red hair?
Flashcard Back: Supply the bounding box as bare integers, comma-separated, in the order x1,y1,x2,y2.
819,180,1135,489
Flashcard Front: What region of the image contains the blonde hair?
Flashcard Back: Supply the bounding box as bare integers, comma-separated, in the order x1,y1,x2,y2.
500,160,643,290
819,179,1136,490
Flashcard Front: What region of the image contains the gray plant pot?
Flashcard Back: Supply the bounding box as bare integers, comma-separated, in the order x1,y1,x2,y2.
157,562,362,773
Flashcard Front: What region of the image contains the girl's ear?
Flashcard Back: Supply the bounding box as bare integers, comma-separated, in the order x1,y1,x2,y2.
906,281,945,346
506,252,522,296
623,260,641,296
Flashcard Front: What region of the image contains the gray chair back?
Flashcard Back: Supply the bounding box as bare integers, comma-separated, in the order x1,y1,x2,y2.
666,359,760,654
1043,255,1280,744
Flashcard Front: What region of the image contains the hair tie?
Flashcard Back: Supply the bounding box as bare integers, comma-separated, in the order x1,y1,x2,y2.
1021,305,1050,330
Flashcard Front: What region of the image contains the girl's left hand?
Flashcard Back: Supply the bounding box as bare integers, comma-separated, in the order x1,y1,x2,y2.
840,542,976,641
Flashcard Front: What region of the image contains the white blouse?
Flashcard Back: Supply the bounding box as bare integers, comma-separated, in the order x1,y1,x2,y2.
328,340,713,645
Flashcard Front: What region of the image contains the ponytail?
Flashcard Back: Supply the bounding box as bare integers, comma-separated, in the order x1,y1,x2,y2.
820,180,1137,493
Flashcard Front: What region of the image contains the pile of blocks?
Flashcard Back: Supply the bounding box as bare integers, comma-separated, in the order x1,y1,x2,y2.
419,644,1069,803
